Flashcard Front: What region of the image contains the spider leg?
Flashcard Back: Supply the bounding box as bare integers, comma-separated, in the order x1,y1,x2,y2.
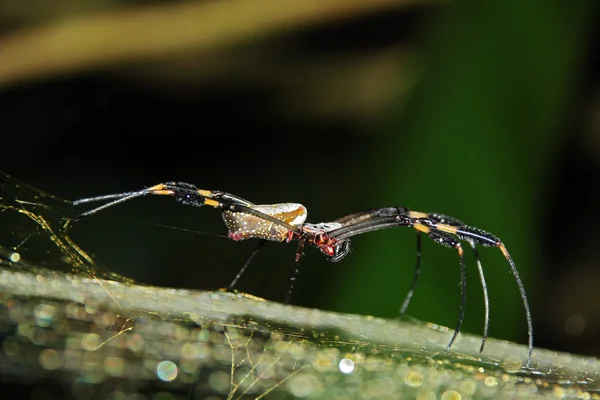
284,241,305,305
72,182,246,217
228,240,267,290
496,241,533,368
426,214,490,353
468,240,490,353
334,206,408,225
399,231,422,314
428,213,464,226
73,189,162,217
312,209,532,365
72,191,147,205
415,224,467,352
427,219,532,367
139,184,304,236
74,182,302,235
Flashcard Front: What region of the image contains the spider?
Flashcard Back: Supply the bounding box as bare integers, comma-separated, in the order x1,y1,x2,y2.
73,181,533,367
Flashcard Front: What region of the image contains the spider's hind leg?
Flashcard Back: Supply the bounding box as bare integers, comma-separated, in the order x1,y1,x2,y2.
284,241,306,305
227,240,268,290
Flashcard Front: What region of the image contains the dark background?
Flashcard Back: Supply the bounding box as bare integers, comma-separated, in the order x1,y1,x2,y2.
1,0,598,360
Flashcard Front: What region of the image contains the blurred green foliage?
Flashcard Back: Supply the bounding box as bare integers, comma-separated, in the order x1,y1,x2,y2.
329,0,593,345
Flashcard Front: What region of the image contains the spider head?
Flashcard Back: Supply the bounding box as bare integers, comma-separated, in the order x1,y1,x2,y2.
328,238,351,262
313,237,350,262
302,222,351,262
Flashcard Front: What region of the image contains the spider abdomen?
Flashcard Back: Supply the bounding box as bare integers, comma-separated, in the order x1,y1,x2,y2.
223,203,307,242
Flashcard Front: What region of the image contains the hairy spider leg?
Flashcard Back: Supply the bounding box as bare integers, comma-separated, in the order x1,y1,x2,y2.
331,207,413,237
414,213,491,353
228,240,267,289
468,241,489,352
410,221,468,353
332,207,427,315
325,208,532,367
334,209,397,225
226,230,318,305
73,182,251,216
332,209,464,326
73,182,303,236
73,190,158,216
425,216,533,367
321,211,468,352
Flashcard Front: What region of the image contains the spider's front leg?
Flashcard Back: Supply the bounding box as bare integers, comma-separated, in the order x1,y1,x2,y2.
418,213,491,352
419,214,533,367
451,221,533,366
426,213,501,248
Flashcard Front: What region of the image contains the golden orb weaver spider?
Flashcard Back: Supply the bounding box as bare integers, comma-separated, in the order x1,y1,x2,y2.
74,181,533,367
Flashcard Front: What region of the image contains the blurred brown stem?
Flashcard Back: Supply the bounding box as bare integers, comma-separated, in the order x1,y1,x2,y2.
0,0,424,87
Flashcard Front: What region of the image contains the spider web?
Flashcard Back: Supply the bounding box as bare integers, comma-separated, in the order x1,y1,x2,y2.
0,171,135,284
